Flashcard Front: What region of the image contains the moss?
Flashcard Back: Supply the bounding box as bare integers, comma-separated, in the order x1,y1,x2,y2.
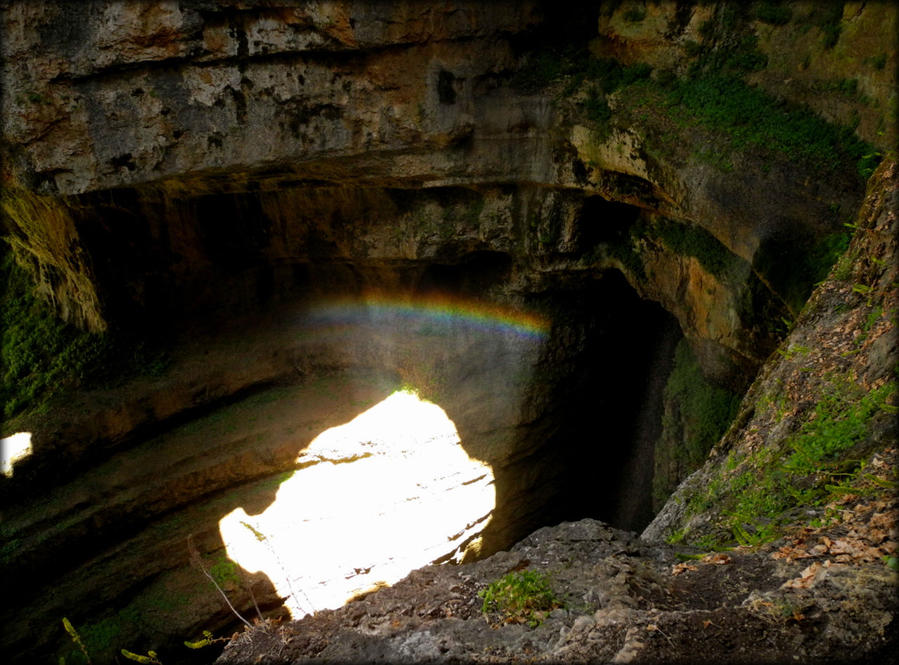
1,248,170,420
690,377,897,549
663,75,878,179
65,607,142,664
650,218,744,279
654,340,741,511
666,341,741,467
754,1,792,26
208,554,242,588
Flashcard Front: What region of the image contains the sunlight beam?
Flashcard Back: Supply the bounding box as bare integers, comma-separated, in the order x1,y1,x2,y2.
1,432,32,478
219,389,495,618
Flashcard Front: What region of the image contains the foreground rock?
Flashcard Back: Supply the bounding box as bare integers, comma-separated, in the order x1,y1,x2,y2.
216,518,896,664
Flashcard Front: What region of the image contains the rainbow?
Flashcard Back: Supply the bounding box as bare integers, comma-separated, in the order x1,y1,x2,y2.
301,293,549,342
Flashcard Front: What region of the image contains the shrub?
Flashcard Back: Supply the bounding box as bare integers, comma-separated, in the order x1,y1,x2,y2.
663,74,878,179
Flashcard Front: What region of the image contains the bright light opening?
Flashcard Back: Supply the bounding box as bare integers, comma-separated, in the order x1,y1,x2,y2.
219,389,495,618
1,432,33,478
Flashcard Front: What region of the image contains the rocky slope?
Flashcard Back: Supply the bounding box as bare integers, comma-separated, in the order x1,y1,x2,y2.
215,158,898,665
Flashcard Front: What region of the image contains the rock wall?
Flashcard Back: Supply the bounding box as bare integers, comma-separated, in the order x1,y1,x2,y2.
3,0,891,383
1,3,895,663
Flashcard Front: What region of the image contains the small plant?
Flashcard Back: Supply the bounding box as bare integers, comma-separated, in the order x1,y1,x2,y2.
62,618,91,665
185,630,230,650
478,570,562,627
666,529,686,545
120,649,162,664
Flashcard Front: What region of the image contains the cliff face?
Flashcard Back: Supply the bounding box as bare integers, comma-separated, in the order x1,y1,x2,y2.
2,0,889,382
1,2,895,664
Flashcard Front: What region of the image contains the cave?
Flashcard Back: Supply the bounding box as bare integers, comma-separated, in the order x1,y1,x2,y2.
1,183,688,663
4,2,892,663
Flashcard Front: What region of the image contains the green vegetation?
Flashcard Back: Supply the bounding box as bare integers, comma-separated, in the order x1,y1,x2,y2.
478,570,563,627
184,630,229,650
662,75,878,179
120,648,162,664
0,248,169,420
754,1,792,26
208,555,241,588
511,46,651,99
601,215,749,290
63,607,142,665
682,377,897,549
651,218,744,279
63,618,92,665
663,340,742,472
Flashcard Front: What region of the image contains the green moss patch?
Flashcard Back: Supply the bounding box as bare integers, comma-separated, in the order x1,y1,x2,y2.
682,377,897,549
1,247,169,421
662,75,879,180
653,340,741,511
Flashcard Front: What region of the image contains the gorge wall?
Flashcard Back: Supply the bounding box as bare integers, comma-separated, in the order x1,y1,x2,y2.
1,2,895,664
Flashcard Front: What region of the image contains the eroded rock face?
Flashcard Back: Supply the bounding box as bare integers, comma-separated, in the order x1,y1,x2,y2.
212,160,898,665
2,0,885,383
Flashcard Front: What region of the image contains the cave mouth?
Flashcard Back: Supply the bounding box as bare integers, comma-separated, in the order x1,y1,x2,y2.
211,264,681,623
219,388,496,619
511,268,683,537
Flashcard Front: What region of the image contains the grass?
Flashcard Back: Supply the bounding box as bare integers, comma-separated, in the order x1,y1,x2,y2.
662,74,878,180
683,377,897,549
478,570,562,627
